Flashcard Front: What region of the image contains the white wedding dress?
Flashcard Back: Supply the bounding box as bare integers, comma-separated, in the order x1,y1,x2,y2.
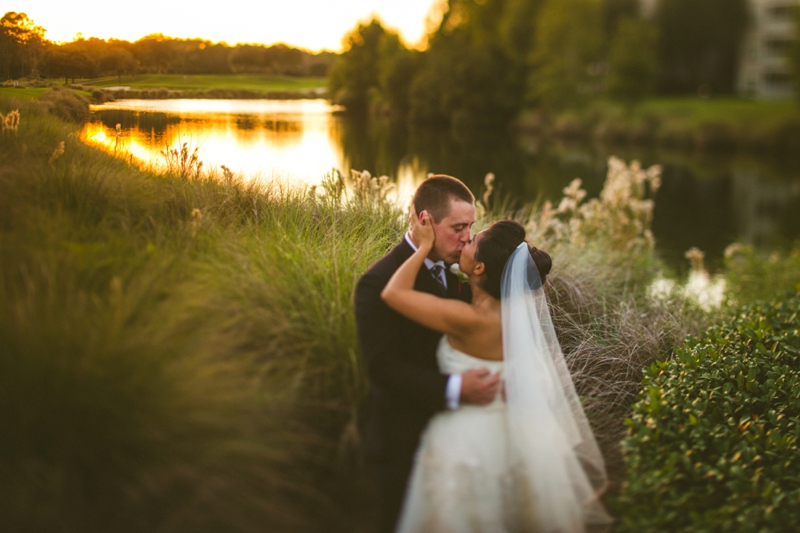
397,337,529,533
396,244,611,533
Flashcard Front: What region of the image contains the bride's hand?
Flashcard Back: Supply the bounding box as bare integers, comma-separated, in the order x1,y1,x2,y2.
410,207,436,250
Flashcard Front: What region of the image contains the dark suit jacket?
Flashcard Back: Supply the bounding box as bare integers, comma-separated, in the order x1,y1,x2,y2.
354,239,471,465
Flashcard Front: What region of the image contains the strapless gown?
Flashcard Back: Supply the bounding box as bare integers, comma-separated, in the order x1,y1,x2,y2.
396,337,539,533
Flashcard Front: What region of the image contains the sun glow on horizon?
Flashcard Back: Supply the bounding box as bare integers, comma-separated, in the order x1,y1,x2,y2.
11,0,440,52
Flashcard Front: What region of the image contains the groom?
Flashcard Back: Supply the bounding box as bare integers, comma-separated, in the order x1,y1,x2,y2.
354,175,501,532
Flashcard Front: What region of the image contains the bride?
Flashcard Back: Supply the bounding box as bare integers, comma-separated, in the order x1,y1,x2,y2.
381,210,611,532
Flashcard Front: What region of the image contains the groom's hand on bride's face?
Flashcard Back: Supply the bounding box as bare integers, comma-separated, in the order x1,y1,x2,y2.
460,368,501,406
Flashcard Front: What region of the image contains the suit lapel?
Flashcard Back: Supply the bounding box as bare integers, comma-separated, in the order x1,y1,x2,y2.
392,240,457,298
418,264,446,297
444,268,460,299
393,240,446,297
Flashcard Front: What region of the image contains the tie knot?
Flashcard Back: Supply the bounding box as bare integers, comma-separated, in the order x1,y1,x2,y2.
430,263,447,289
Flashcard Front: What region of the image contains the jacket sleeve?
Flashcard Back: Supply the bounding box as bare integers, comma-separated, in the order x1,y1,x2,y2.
355,272,449,411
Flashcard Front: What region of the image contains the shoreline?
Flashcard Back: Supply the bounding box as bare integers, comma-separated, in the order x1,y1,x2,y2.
83,86,328,102
514,98,800,153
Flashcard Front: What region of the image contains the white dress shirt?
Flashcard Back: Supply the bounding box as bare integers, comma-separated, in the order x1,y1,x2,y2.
404,232,461,409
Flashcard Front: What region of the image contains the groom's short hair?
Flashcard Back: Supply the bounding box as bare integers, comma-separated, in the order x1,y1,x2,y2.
412,175,474,222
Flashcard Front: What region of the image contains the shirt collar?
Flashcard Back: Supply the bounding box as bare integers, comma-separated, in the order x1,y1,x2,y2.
405,231,444,271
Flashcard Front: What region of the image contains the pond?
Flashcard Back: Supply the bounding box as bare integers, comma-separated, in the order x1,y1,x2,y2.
82,99,800,272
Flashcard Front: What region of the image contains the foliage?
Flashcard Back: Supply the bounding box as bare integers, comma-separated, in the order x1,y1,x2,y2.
38,85,90,122
600,0,640,36
77,73,326,92
614,294,800,532
723,242,800,306
1,11,332,83
0,93,401,532
375,33,419,116
607,17,658,103
654,0,750,95
328,19,405,114
407,0,539,126
0,12,45,81
40,43,97,83
528,0,605,110
527,156,661,253
528,97,800,153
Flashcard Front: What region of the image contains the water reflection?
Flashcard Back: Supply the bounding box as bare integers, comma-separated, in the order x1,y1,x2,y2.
81,100,800,271
84,99,343,185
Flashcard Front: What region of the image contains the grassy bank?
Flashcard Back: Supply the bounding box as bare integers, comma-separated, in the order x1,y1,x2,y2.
2,75,327,102
1,93,394,532
4,92,796,530
78,74,327,101
0,86,93,100
519,98,800,153
77,74,327,92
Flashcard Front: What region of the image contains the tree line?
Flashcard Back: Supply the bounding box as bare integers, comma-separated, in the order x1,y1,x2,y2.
0,12,335,83
328,0,757,126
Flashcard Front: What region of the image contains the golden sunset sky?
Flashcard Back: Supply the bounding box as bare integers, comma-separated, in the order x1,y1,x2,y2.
10,0,443,51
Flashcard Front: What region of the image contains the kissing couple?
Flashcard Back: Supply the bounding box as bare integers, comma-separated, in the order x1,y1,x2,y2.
355,175,612,532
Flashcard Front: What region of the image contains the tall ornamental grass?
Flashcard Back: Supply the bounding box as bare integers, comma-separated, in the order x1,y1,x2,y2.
1,94,401,532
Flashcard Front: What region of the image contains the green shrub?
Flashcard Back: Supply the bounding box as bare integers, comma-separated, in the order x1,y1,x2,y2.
614,294,800,532
39,86,90,123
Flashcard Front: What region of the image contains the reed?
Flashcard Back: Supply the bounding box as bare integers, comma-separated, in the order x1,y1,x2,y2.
0,94,401,532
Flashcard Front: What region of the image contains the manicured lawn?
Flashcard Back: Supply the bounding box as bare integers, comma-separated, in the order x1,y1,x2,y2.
77,74,327,92
0,86,93,99
0,87,50,99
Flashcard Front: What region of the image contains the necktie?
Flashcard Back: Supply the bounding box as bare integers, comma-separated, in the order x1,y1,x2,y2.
430,263,447,290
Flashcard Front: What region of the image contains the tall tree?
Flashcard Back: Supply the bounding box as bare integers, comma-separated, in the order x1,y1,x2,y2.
655,0,749,95
528,0,604,110
607,17,658,103
409,0,539,126
40,44,96,83
0,12,45,80
99,47,136,82
601,0,639,36
328,19,397,114
376,33,419,116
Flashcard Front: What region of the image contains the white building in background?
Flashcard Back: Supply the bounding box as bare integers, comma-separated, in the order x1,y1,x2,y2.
640,0,799,98
640,0,658,18
738,0,799,98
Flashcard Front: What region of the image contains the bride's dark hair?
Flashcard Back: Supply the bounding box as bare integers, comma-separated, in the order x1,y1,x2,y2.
475,220,552,299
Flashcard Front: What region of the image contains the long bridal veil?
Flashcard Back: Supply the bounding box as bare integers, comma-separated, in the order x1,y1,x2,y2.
502,243,611,532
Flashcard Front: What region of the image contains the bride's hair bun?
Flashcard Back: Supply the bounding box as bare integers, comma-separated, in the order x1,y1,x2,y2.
529,246,552,286
475,220,553,298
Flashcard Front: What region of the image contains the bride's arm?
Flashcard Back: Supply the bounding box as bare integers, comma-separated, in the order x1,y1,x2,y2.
381,211,478,337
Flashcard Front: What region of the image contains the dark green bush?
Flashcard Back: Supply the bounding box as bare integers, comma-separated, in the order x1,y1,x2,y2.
39,86,90,123
615,294,800,532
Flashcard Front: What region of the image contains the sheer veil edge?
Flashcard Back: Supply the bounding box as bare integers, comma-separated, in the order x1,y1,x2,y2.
501,243,612,531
